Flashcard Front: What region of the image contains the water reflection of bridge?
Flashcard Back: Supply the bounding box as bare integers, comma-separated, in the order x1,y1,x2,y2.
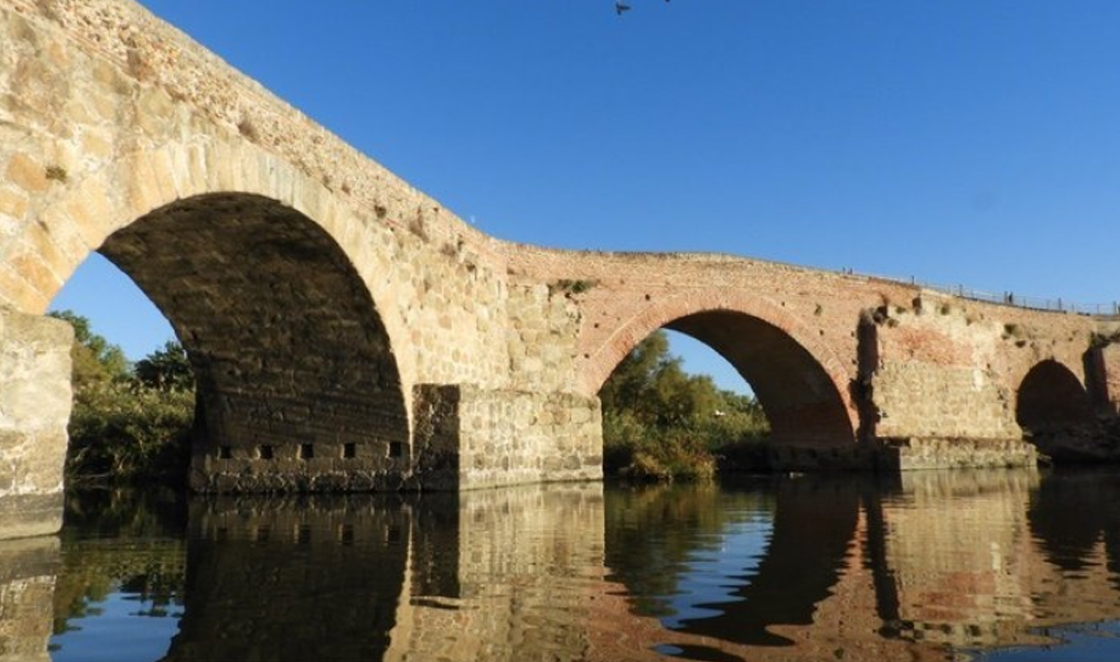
5,471,1120,662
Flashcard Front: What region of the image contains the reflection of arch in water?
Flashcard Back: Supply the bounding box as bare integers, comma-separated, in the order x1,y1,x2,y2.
587,292,857,450
163,496,411,662
1029,469,1120,589
674,478,861,646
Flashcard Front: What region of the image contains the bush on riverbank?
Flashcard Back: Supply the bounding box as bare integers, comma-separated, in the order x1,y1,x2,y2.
50,312,195,485
600,331,770,482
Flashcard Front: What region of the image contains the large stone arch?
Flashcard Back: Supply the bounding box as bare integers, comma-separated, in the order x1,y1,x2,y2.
2,140,415,491
582,290,857,447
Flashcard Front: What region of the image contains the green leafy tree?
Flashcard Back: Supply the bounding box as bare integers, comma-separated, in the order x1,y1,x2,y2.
600,330,770,481
135,341,193,392
49,311,196,485
48,310,130,390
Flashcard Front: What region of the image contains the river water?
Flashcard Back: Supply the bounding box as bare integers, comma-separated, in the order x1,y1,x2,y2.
5,469,1120,661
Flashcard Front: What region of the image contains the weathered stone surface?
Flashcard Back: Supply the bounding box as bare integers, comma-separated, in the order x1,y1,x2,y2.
0,496,62,542
0,308,70,540
0,0,1117,534
411,384,602,491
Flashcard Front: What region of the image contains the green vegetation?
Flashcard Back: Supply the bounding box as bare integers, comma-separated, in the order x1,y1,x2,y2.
600,330,770,482
551,278,597,295
49,311,195,486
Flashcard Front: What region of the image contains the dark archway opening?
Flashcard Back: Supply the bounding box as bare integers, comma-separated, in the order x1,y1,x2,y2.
666,311,853,448
1016,360,1100,463
52,193,409,492
598,310,855,476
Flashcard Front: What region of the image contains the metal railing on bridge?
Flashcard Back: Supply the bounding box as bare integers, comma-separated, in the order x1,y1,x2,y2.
842,269,1120,317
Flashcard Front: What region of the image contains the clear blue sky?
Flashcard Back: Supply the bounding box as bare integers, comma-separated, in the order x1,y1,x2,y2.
51,0,1120,392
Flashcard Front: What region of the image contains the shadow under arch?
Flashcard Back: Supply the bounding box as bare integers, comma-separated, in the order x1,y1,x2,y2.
1016,359,1098,463
88,192,409,491
1017,360,1093,433
589,298,857,449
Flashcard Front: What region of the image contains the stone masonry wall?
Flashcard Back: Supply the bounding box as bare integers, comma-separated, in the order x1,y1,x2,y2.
412,385,602,491
0,0,518,396
0,0,1117,512
0,0,538,494
860,293,1105,468
861,300,1022,442
0,309,70,540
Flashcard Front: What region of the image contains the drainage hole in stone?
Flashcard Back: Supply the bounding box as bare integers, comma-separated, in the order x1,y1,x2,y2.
258,445,274,460
342,442,357,459
218,445,232,459
300,443,314,460
388,441,403,458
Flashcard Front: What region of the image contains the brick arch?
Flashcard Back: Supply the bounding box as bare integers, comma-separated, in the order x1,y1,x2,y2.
583,290,858,447
1016,359,1094,434
2,140,415,490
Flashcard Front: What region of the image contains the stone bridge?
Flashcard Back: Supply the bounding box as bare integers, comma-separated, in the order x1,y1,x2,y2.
0,0,1117,538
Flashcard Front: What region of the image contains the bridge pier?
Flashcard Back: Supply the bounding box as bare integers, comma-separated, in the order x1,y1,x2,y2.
0,309,71,542
410,384,603,490
857,302,1044,472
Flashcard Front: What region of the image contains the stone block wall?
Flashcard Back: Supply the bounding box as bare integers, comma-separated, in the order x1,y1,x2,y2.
504,280,583,393
0,309,70,540
860,302,1021,443
412,384,602,491
856,294,1106,468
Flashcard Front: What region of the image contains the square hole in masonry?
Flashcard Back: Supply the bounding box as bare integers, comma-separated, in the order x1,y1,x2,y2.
388,442,403,458
342,442,357,459
218,445,232,459
300,443,314,460
258,445,274,460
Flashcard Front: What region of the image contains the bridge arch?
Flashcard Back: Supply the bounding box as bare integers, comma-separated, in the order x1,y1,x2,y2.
1016,359,1094,437
3,140,414,490
583,290,858,447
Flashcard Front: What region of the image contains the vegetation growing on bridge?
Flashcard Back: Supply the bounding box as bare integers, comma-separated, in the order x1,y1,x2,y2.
601,331,770,481
50,311,195,486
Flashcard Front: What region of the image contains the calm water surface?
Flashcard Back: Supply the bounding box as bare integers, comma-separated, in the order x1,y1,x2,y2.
3,469,1120,661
